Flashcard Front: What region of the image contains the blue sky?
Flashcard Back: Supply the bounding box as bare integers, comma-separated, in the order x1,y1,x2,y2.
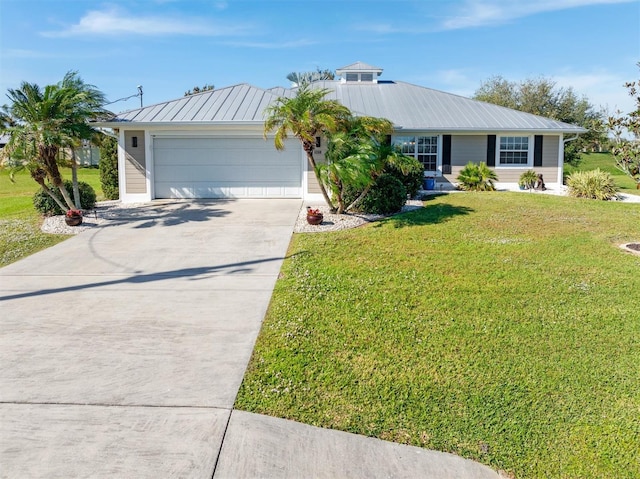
1,0,638,117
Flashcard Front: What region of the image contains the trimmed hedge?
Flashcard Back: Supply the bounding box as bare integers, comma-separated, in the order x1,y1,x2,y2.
33,180,97,216
352,174,407,214
385,160,423,198
99,136,119,200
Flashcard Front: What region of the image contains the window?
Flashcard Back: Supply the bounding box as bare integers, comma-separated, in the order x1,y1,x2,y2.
132,136,138,148
393,136,438,172
344,72,375,82
498,136,529,165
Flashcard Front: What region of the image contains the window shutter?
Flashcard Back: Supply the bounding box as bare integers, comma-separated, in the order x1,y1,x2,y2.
487,135,496,167
443,135,451,166
534,135,543,167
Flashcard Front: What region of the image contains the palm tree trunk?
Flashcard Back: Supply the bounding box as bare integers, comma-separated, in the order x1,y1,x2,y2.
70,149,81,209
345,184,372,213
304,147,336,212
31,170,69,212
40,144,75,210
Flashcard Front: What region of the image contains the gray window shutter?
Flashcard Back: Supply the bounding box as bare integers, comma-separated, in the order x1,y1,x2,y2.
534,135,543,167
487,135,496,167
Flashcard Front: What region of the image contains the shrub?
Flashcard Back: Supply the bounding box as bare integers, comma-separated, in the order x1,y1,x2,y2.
457,162,498,191
385,159,423,198
355,174,407,214
566,169,619,201
518,170,538,190
33,180,97,216
99,136,119,200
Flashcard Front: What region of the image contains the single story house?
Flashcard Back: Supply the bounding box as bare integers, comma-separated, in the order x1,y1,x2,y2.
97,62,586,203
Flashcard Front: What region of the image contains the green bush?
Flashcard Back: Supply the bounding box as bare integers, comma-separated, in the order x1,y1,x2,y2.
99,136,119,200
566,168,619,200
33,180,97,216
457,161,498,191
385,159,423,198
354,173,407,214
518,170,538,190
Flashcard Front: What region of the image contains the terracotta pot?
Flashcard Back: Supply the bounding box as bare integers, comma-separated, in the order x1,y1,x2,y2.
65,215,83,227
306,213,323,225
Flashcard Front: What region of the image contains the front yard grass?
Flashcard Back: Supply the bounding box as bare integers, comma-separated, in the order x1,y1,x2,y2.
0,167,103,266
236,192,640,479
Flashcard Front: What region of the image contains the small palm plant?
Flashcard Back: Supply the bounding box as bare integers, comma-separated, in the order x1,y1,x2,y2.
518,170,538,190
457,162,498,191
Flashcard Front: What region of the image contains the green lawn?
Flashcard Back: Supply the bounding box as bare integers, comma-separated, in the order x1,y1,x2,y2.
0,167,103,266
236,192,640,479
566,152,639,194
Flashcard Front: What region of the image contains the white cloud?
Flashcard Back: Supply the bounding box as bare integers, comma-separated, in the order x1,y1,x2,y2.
3,49,53,59
552,70,635,114
41,6,249,37
224,39,318,49
442,0,636,30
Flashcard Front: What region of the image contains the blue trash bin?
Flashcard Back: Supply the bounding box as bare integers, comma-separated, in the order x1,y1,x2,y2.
424,176,436,190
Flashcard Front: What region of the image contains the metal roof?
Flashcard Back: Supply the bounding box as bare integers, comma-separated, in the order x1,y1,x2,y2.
303,80,586,132
111,84,280,124
104,77,586,133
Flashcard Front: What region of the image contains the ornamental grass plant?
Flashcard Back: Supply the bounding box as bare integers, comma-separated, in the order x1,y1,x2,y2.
566,168,619,200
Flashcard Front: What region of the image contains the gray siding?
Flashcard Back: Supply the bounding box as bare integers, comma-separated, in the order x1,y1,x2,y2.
440,134,561,185
307,139,326,195
442,135,487,183
494,135,560,183
124,131,147,194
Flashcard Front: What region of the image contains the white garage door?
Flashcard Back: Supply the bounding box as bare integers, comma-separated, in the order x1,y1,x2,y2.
153,137,302,199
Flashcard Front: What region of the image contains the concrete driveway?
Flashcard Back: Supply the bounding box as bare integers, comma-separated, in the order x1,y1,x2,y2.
0,199,300,477
0,199,498,478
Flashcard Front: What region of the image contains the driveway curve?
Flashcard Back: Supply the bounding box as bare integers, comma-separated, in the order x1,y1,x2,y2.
0,199,498,478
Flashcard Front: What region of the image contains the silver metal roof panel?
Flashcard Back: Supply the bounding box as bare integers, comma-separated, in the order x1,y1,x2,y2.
106,78,585,133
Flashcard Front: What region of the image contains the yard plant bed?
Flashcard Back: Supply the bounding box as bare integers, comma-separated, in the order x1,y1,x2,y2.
0,167,103,267
236,192,640,479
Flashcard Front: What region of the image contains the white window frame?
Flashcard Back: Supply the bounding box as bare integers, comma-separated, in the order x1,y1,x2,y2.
496,135,533,168
392,135,441,176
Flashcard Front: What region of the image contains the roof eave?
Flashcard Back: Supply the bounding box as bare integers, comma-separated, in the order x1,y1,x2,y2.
394,127,588,134
93,120,266,128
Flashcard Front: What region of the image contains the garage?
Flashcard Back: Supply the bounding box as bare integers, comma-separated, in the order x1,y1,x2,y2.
153,137,302,199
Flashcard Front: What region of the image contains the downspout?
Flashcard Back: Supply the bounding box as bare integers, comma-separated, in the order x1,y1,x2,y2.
558,134,580,185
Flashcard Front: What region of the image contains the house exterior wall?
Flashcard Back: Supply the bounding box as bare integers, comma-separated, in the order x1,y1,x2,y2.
124,130,147,194
440,134,562,186
75,147,101,166
493,135,560,183
439,135,487,185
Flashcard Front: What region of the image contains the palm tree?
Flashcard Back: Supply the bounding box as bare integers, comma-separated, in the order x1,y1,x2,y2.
457,162,498,191
264,87,350,211
320,116,417,213
2,72,109,211
286,68,335,88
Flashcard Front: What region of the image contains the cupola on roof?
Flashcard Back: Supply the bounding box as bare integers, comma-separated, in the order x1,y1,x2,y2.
336,62,383,83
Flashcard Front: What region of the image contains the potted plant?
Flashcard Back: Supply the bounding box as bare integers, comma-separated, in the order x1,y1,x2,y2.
306,207,324,225
518,170,538,190
65,209,83,226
